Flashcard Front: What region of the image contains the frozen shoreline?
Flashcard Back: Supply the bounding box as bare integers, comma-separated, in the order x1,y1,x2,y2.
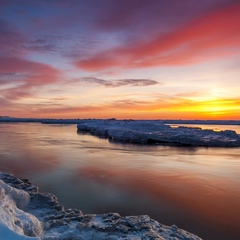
0,171,202,240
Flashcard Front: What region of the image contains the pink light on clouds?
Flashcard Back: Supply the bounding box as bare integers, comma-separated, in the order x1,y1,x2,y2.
76,3,240,71
0,57,60,85
0,0,239,120
0,57,61,101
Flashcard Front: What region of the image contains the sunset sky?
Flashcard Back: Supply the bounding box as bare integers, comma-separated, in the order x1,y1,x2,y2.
0,0,239,119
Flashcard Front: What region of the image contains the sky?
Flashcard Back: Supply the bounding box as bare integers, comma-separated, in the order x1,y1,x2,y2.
0,0,239,120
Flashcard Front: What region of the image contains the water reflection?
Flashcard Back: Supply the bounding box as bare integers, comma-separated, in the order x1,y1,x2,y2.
75,164,240,235
169,123,240,134
0,123,240,240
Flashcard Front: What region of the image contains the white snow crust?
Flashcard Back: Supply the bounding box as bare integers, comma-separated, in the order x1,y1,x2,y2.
77,119,240,147
0,179,43,240
0,172,202,240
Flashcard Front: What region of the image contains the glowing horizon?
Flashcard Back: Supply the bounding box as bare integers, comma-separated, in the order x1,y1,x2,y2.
0,0,240,120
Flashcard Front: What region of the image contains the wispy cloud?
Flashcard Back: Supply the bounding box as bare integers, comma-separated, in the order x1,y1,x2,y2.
0,18,25,56
0,57,60,84
0,57,61,100
76,3,240,71
0,96,10,106
75,77,160,87
23,38,58,53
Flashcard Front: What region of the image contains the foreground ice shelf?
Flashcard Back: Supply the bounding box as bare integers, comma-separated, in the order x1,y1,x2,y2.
77,120,240,147
0,171,202,240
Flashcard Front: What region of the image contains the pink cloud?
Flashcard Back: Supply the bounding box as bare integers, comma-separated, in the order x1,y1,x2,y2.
0,57,60,84
96,0,232,32
76,3,240,71
0,57,61,100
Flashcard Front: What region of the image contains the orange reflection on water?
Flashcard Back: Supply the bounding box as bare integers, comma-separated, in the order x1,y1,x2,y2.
77,164,240,236
1,123,240,240
0,123,61,178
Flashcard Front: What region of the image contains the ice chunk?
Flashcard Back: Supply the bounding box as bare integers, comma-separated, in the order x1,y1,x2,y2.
0,180,43,239
77,119,240,147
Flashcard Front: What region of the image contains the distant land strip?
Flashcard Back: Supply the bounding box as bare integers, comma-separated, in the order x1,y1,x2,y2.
0,116,240,125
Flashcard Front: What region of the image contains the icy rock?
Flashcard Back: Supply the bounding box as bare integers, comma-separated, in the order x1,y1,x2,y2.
0,172,202,240
77,119,240,147
0,180,43,239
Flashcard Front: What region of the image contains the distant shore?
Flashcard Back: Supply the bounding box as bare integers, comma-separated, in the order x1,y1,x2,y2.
1,116,240,125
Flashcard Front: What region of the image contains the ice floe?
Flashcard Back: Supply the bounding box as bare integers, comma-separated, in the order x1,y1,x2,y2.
77,120,240,147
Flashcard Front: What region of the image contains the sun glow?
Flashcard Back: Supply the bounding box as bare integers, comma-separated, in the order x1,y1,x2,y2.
0,1,239,120
174,98,240,119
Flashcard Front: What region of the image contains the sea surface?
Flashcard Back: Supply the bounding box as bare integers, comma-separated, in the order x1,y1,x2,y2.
0,122,240,240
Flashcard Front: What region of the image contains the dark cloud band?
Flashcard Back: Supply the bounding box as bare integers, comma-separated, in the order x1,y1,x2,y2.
78,77,160,87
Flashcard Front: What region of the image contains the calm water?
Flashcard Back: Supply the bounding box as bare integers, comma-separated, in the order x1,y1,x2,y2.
0,123,240,240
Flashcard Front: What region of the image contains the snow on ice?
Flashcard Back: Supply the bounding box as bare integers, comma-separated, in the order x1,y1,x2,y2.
77,120,240,147
1,117,240,147
0,178,42,240
0,172,202,240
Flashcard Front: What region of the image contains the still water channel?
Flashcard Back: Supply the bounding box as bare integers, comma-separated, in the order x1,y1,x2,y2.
0,123,240,240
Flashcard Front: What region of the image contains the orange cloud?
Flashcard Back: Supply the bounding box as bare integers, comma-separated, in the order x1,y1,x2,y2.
76,3,240,71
